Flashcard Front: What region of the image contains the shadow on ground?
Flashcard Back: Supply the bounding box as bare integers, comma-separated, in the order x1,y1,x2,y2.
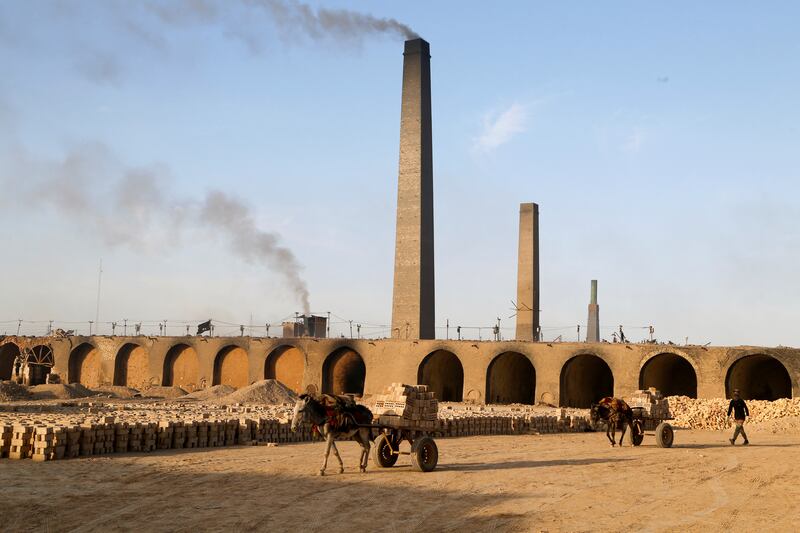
437,457,631,472
0,454,530,532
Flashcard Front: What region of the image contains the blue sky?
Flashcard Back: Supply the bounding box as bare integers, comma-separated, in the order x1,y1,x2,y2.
1,1,799,345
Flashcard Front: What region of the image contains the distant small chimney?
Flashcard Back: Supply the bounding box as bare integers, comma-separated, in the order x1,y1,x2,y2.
586,280,600,342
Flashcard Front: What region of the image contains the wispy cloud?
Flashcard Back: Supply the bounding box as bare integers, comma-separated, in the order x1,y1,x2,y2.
474,102,529,152
622,127,646,153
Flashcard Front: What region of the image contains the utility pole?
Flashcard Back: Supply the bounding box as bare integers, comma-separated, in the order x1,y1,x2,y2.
326,312,331,338
577,324,581,342
349,320,353,339
357,324,361,339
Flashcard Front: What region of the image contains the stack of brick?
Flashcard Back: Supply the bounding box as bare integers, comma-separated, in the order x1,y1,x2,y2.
31,426,54,462
627,388,670,419
184,421,198,448
372,384,438,429
142,422,157,451
0,423,11,458
9,424,33,459
157,421,173,450
626,388,670,429
114,422,129,453
171,422,185,449
196,421,208,448
65,425,81,458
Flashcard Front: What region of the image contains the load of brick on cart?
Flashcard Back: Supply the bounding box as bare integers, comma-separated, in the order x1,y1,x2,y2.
625,388,671,430
372,384,438,429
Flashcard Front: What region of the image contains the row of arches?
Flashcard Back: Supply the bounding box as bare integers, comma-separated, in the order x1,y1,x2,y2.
2,341,794,405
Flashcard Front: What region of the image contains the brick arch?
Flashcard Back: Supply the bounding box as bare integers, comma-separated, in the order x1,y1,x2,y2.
0,342,20,380
322,347,365,396
418,349,464,402
68,342,102,387
639,352,698,398
113,343,150,389
725,353,792,400
162,343,200,391
485,351,535,404
264,345,306,393
559,352,614,408
213,345,250,389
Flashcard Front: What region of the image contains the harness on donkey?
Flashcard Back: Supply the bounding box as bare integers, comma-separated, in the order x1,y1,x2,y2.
292,393,373,476
309,394,370,436
590,396,635,447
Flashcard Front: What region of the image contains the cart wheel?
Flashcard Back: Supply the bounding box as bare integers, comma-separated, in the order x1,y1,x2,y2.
410,436,438,472
655,422,674,448
631,421,644,446
372,435,399,468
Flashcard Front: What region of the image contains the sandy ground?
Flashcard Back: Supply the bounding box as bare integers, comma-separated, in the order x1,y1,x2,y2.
2,427,799,532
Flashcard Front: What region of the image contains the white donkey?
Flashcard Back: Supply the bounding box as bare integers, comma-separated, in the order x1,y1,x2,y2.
291,394,373,476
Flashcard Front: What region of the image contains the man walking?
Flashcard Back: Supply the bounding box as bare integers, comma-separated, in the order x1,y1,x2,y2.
727,389,750,445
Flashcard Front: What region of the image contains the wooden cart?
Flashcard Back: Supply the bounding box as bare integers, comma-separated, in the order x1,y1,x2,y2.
630,407,675,448
369,424,439,472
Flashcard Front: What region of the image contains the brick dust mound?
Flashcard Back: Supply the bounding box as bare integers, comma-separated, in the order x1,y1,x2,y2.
140,386,188,399
0,381,31,402
178,385,236,401
92,386,142,399
217,379,298,405
29,383,95,400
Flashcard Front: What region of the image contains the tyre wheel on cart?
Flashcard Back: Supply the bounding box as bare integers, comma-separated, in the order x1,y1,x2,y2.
631,421,644,446
410,436,438,472
655,422,674,448
372,435,399,468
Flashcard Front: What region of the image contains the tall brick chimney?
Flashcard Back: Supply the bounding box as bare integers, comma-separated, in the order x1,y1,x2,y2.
515,203,540,341
391,38,435,340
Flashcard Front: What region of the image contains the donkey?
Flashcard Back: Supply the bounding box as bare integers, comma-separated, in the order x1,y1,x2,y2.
590,396,634,447
291,394,373,476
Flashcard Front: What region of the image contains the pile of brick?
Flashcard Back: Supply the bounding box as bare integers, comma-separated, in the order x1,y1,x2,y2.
626,388,670,419
667,396,800,430
373,384,439,429
0,405,317,461
0,396,597,462
436,405,590,436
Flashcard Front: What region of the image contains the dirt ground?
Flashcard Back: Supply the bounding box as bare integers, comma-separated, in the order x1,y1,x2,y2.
2,427,799,532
